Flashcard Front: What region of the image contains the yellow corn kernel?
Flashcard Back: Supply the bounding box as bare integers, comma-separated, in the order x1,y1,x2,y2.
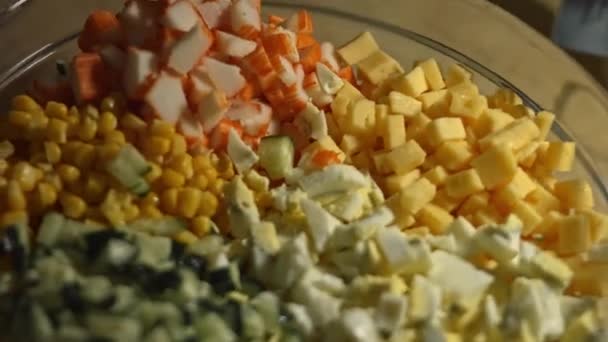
124,205,140,221
140,192,160,207
46,118,68,143
59,192,87,219
204,167,218,183
255,191,274,210
80,104,99,119
83,174,108,203
98,111,118,135
0,176,7,188
11,162,41,192
120,113,147,132
8,110,32,127
143,163,162,184
78,116,98,141
198,191,219,217
216,153,234,176
142,136,171,156
191,216,212,237
43,173,62,191
174,230,198,245
160,169,186,188
0,160,8,175
0,210,28,226
44,101,68,118
72,144,96,171
43,141,61,164
37,181,58,207
189,174,209,190
149,120,176,137
140,205,163,219
178,187,202,218
104,131,126,145
6,180,26,210
160,188,179,214
12,94,40,112
97,143,122,163
193,154,213,171
57,164,80,184
171,135,187,156
169,154,194,179
209,178,225,196
60,141,81,164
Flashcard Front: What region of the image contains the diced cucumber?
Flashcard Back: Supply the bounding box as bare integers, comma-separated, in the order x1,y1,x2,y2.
81,276,114,307
106,154,150,196
37,212,65,246
130,217,187,237
102,239,137,266
194,313,237,342
86,314,143,341
251,292,280,333
134,234,173,268
207,263,241,294
241,304,265,339
117,144,151,175
258,135,294,180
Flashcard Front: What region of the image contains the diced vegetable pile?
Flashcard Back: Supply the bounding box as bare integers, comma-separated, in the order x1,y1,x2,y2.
1,0,608,341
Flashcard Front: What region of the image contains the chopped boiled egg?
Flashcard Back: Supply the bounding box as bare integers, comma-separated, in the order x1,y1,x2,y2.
227,128,259,173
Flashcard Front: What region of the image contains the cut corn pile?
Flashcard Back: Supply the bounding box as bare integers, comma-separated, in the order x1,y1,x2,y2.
0,94,232,240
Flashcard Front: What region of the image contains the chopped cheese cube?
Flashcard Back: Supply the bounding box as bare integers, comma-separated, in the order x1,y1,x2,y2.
338,81,364,101
326,111,343,142
445,63,472,87
487,88,523,109
494,167,537,208
406,113,432,139
374,104,389,136
388,91,422,117
533,210,564,238
357,50,403,85
434,140,474,171
383,115,407,149
337,31,380,65
503,104,534,118
474,108,515,138
560,310,600,342
534,111,555,140
478,117,540,151
448,80,479,97
423,165,449,186
418,58,445,90
346,98,375,134
373,151,393,175
457,192,490,216
553,179,594,210
449,93,488,122
530,251,573,287
515,141,541,168
471,144,518,189
445,168,484,199
432,189,462,212
385,169,421,195
418,89,450,116
392,66,429,97
340,134,363,156
399,178,437,214
386,140,427,174
416,203,454,234
525,185,560,214
512,200,543,235
472,207,502,227
579,209,608,242
331,93,352,117
557,214,592,255
541,142,576,172
426,117,466,148
351,151,372,171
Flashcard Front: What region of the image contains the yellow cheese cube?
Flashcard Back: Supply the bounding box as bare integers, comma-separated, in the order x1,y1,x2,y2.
406,113,432,140
340,134,363,156
448,80,479,97
417,89,450,117
406,226,431,236
464,125,477,146
386,140,427,174
326,111,343,142
399,178,437,214
449,93,488,122
423,165,449,186
474,109,515,138
541,142,576,172
375,104,389,136
557,214,592,255
445,64,472,87
388,91,422,117
386,194,416,229
432,188,462,212
346,98,375,134
534,111,555,140
337,31,380,65
383,115,407,150
471,144,517,189
560,311,600,342
331,94,352,117
357,50,403,85
445,168,484,199
434,140,474,171
503,104,534,118
512,200,543,235
525,185,560,214
419,153,436,171
478,118,540,151
417,58,445,90
385,169,421,195
426,117,466,147
457,192,490,216
553,179,594,210
351,151,372,171
416,203,454,234
532,211,564,238
373,151,393,174
515,141,541,168
487,88,522,109
471,207,502,227
493,167,537,208
392,66,429,97
578,209,608,242
337,81,364,101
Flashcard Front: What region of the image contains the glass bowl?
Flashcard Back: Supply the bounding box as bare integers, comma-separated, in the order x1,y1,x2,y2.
0,1,606,210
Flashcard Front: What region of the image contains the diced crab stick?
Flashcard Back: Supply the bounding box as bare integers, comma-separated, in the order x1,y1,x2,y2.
99,44,126,70
167,23,213,75
201,57,247,97
263,29,300,63
285,10,313,34
163,0,203,32
268,14,285,26
271,55,297,86
70,53,110,103
210,118,243,150
299,41,321,73
198,89,230,132
30,79,73,105
312,149,341,168
78,10,122,52
304,73,333,107
237,81,257,101
216,31,257,58
187,69,214,106
338,65,354,83
230,0,261,39
196,0,231,29
177,113,204,146
320,42,340,72
145,71,190,124
280,121,309,153
296,33,316,50
123,47,158,99
225,100,272,135
243,45,274,76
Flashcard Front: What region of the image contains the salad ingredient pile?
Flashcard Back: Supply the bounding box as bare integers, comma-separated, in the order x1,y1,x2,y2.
1,0,608,341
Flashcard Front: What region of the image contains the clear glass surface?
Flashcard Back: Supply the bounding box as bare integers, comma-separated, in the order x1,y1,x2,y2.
0,0,606,210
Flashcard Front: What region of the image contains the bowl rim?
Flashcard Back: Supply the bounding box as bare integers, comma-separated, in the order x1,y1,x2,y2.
1,1,606,201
